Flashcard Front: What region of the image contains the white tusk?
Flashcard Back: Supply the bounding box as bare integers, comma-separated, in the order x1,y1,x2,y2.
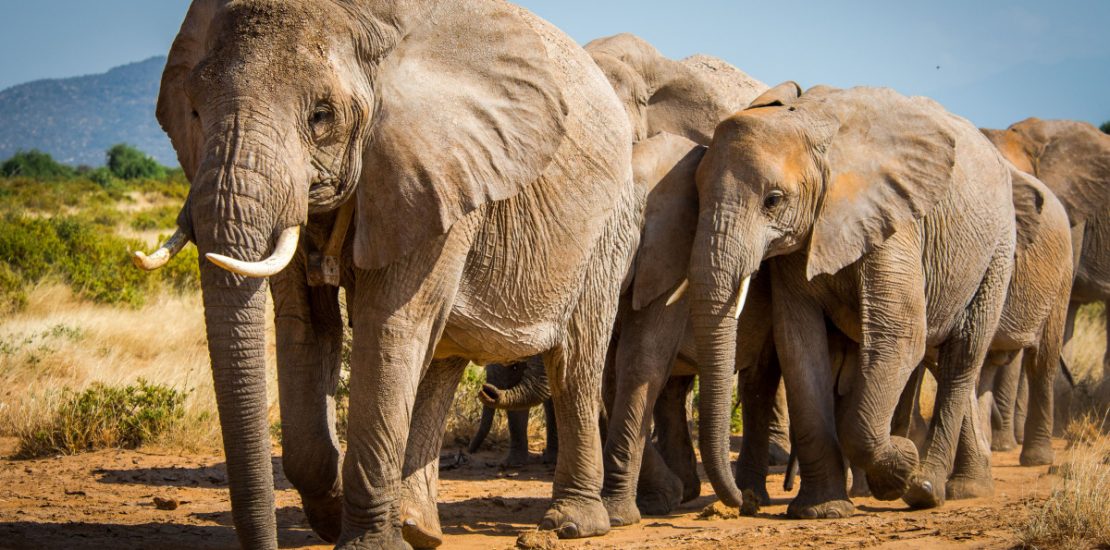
665,279,689,306
206,225,301,278
731,275,752,320
132,227,190,271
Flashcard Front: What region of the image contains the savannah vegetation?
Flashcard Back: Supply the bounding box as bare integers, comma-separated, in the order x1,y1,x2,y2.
0,145,1107,547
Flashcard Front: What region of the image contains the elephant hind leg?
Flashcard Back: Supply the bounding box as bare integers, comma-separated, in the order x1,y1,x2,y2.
504,409,532,467
1020,297,1068,466
400,358,469,549
655,374,700,503
946,390,994,500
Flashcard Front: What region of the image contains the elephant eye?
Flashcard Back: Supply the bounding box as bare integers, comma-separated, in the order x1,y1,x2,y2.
763,190,785,210
308,102,336,137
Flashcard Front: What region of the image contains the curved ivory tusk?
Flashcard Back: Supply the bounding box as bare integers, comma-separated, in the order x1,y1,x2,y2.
206,225,301,278
731,275,752,320
131,228,190,271
666,279,689,306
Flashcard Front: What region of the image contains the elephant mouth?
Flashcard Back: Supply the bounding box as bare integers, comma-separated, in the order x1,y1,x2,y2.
308,177,355,214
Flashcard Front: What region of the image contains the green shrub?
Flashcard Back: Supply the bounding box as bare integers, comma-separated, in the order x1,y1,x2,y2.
0,262,26,313
1101,121,1109,135
130,205,181,231
16,379,187,458
106,144,167,181
0,150,75,180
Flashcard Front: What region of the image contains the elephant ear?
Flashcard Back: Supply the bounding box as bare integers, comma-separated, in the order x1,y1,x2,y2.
647,61,746,146
805,88,957,279
354,3,568,270
629,133,704,310
1010,167,1048,251
157,0,227,182
747,81,801,109
1029,121,1110,225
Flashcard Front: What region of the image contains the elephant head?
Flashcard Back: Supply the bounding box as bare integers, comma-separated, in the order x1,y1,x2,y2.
133,0,569,545
689,82,959,507
586,34,765,145
981,118,1110,226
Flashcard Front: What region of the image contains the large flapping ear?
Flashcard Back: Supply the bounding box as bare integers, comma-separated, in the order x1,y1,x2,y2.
1017,119,1110,225
157,0,227,182
1009,165,1048,251
354,2,568,270
747,81,801,109
806,88,958,279
629,132,704,310
648,55,766,145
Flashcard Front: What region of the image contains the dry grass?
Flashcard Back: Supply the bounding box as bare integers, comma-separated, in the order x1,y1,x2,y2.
1064,303,1110,420
0,282,278,454
1016,414,1110,549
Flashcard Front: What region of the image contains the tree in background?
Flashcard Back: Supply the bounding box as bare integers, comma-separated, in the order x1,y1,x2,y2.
0,150,75,180
106,144,166,180
1101,121,1109,134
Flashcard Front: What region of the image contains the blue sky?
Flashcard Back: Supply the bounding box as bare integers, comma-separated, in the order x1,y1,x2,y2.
1,0,1107,129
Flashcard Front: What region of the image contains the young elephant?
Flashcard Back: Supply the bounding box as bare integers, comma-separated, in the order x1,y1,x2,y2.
468,358,557,466
691,82,1016,516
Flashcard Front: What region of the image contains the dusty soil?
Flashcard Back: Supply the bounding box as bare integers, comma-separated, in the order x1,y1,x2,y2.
0,437,1059,549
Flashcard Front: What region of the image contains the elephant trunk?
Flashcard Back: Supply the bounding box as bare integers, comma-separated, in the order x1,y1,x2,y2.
480,358,550,411
200,262,277,549
689,212,753,508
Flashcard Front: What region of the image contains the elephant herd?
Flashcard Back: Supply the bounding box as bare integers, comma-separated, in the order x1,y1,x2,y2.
128,1,1110,548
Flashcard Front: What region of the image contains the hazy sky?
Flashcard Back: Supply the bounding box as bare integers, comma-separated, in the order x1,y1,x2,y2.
1,0,1107,129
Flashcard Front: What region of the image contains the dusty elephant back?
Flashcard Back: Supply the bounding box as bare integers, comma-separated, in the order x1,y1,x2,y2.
680,54,767,115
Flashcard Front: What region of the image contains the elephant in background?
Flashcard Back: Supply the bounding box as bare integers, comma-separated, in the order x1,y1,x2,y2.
134,1,642,547
982,119,1110,445
691,82,1017,516
468,357,557,466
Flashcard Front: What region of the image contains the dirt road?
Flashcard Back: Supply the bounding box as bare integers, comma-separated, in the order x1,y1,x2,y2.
0,438,1057,549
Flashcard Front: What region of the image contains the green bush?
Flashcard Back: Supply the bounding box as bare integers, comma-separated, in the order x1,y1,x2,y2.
0,150,75,180
1101,121,1110,135
106,144,167,181
0,214,199,309
0,262,26,313
16,379,187,458
130,205,181,231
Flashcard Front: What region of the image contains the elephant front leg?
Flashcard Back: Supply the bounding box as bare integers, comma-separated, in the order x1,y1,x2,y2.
272,266,344,543
400,358,468,549
771,281,852,519
653,375,700,503
986,352,1022,452
735,352,783,506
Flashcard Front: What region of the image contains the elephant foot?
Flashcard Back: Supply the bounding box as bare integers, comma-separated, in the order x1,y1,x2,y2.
902,471,946,509
1019,443,1055,466
945,476,993,500
302,491,343,543
768,439,791,467
848,468,871,499
540,497,611,538
502,448,532,468
735,469,771,505
602,496,641,527
635,469,684,516
991,428,1018,452
786,493,854,519
338,526,411,550
865,436,919,501
400,495,443,549
402,518,442,549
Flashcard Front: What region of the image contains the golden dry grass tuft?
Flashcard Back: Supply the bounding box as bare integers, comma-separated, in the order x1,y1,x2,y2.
1017,414,1110,549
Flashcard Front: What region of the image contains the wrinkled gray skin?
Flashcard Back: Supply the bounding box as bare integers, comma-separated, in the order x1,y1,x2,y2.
693,83,1016,516
468,358,557,466
982,119,1110,448
151,1,640,548
867,165,1073,502
582,34,777,524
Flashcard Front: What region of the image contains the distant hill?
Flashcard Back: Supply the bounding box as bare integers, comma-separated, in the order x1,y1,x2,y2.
0,57,175,167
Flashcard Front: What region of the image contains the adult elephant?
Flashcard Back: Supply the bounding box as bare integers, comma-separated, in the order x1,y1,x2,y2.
982,119,1110,447
690,82,1016,516
132,1,641,548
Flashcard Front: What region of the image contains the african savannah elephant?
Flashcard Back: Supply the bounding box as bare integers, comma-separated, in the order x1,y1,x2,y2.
584,34,777,523
468,358,557,466
132,1,641,548
982,119,1110,446
690,82,1016,516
